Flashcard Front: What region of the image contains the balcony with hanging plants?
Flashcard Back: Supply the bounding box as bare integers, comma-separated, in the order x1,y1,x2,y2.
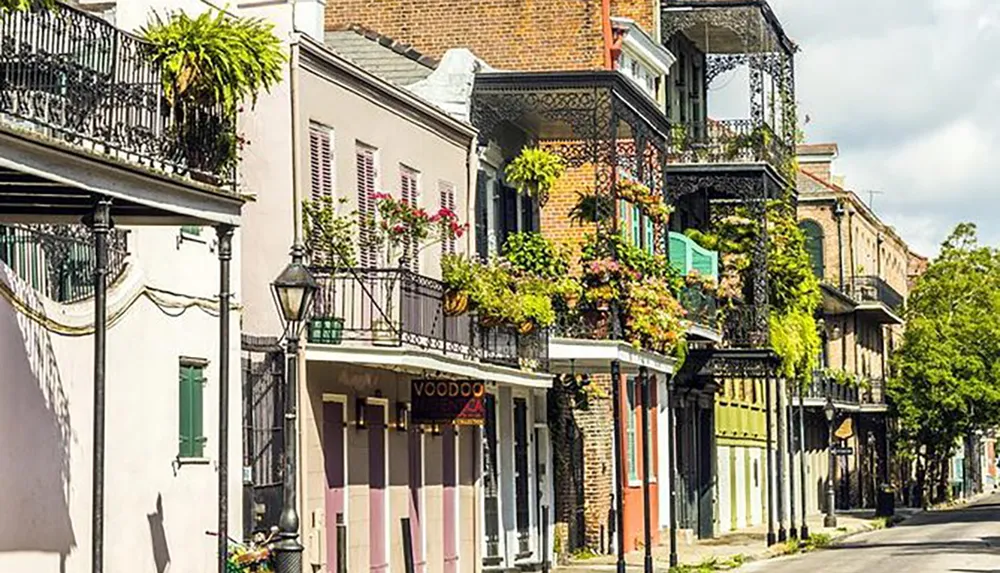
302,194,550,374
0,2,284,189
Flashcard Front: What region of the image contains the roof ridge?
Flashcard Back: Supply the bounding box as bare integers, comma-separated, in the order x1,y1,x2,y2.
800,168,845,193
341,24,439,69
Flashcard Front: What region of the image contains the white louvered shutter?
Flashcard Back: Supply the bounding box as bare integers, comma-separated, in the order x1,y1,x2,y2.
356,144,377,267
439,180,456,256
400,166,420,272
308,124,333,263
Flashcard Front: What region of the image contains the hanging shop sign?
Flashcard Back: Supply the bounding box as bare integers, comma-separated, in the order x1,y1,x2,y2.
410,379,486,426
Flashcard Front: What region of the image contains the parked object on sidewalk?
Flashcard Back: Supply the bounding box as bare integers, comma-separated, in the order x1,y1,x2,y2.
876,485,895,517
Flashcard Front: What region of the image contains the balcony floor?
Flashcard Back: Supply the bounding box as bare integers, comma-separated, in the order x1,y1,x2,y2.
304,341,552,389
0,124,243,226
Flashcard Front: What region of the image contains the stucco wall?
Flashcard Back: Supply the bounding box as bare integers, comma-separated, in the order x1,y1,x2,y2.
0,249,242,573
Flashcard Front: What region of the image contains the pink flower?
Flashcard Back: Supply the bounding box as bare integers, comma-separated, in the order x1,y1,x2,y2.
371,192,391,201
437,207,456,220
392,224,406,235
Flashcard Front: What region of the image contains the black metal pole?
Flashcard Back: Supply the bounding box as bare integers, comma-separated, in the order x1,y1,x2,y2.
88,198,112,573
787,386,798,539
542,505,550,573
825,407,838,528
777,380,787,542
639,368,653,573
611,359,626,573
274,251,306,572
667,378,679,568
798,386,810,539
765,376,776,546
401,517,415,573
336,513,347,573
217,225,233,573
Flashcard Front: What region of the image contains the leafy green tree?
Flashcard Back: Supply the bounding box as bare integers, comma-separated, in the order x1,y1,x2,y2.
889,223,1000,502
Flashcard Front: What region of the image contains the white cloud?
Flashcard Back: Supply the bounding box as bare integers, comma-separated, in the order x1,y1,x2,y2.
762,0,1000,257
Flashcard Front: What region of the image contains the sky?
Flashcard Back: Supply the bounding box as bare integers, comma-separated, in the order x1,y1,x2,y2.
710,0,1000,257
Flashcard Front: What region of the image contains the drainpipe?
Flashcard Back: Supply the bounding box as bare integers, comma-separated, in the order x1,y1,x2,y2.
602,0,614,70
290,38,303,246
833,201,845,291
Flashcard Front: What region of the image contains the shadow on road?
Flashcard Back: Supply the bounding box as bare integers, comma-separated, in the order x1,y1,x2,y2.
830,538,999,556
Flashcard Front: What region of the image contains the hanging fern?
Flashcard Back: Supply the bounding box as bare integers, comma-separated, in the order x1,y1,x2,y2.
504,146,565,205
141,9,286,112
0,0,53,10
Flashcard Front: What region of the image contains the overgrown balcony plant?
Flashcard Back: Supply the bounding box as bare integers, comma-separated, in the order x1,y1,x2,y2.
504,146,565,206
0,0,52,10
140,9,286,181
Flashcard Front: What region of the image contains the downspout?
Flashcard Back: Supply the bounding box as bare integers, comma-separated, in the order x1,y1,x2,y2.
602,0,614,69
290,38,303,246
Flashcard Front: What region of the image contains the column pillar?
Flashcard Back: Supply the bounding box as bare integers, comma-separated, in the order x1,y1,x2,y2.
87,198,112,573
216,225,234,573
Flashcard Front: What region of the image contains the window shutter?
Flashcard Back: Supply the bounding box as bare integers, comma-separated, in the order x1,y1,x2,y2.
632,205,641,247
192,366,205,458
644,214,655,255
179,366,192,458
475,171,488,260
500,186,518,253
309,124,334,263
356,145,377,267
439,180,457,256
400,166,419,272
799,220,825,279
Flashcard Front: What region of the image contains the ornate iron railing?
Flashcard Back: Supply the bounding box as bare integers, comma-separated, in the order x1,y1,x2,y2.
0,223,128,303
804,371,860,405
0,4,237,186
849,276,904,313
308,267,548,371
667,119,789,172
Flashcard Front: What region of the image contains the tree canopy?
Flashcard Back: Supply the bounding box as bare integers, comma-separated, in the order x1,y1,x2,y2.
888,223,1000,499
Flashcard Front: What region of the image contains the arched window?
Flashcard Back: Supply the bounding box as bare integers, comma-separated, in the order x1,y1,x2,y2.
799,219,825,279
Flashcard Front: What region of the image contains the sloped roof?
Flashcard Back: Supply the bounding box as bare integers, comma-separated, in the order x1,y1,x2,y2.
324,26,436,87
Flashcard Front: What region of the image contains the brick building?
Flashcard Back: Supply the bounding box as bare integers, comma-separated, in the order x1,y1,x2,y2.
796,142,916,512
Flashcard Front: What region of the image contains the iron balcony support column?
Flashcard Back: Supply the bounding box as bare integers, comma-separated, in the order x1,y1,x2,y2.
798,387,810,539
776,379,787,542
825,410,838,528
667,378,679,568
639,368,653,573
765,375,776,546
787,386,797,539
217,225,234,573
87,198,112,573
611,359,626,573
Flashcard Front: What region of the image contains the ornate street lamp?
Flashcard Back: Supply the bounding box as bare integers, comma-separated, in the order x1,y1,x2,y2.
824,395,838,528
271,245,319,573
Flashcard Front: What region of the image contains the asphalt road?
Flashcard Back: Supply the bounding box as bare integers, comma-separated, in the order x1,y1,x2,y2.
740,492,1000,573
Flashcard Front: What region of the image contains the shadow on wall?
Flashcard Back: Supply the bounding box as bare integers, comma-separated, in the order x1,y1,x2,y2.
147,494,171,573
0,268,76,558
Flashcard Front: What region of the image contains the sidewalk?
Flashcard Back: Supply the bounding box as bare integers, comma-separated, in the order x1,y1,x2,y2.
556,509,921,572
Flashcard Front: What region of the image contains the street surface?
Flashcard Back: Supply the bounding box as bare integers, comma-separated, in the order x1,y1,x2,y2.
740,492,1000,573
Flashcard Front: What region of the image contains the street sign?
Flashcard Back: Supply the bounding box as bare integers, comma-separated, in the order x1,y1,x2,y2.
831,446,854,456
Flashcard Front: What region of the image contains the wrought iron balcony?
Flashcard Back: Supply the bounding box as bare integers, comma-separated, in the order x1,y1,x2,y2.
849,276,904,313
0,223,128,303
803,371,860,406
668,119,790,172
308,267,548,371
0,4,237,186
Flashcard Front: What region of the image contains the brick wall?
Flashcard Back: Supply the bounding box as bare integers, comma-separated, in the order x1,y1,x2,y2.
611,0,657,32
325,0,608,71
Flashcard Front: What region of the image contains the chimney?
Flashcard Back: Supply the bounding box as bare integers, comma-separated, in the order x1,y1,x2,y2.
796,143,839,184
294,0,326,42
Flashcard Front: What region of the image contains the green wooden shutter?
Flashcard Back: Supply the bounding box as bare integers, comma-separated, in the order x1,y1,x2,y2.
799,220,824,279
179,365,193,457
179,363,206,458
619,200,629,242
644,214,655,255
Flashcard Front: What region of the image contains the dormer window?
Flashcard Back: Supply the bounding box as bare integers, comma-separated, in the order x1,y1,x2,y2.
612,17,677,102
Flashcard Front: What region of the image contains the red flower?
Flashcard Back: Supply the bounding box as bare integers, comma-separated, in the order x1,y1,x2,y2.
371,192,391,201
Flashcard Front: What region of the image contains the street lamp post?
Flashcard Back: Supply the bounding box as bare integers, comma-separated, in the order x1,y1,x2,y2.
824,396,838,529
271,245,319,573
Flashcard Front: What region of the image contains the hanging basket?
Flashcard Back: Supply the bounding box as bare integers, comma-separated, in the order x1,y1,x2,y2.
518,320,536,335
443,290,470,316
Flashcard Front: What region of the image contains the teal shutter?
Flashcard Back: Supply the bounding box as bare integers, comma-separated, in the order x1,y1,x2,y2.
668,231,719,280
799,220,825,279
644,214,655,255
631,205,641,247
619,200,629,242
179,363,206,458
669,232,691,275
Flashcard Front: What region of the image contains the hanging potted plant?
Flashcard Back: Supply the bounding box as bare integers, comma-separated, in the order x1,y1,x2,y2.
441,254,477,316
141,9,286,183
1,0,53,10
301,196,359,345
504,146,565,206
